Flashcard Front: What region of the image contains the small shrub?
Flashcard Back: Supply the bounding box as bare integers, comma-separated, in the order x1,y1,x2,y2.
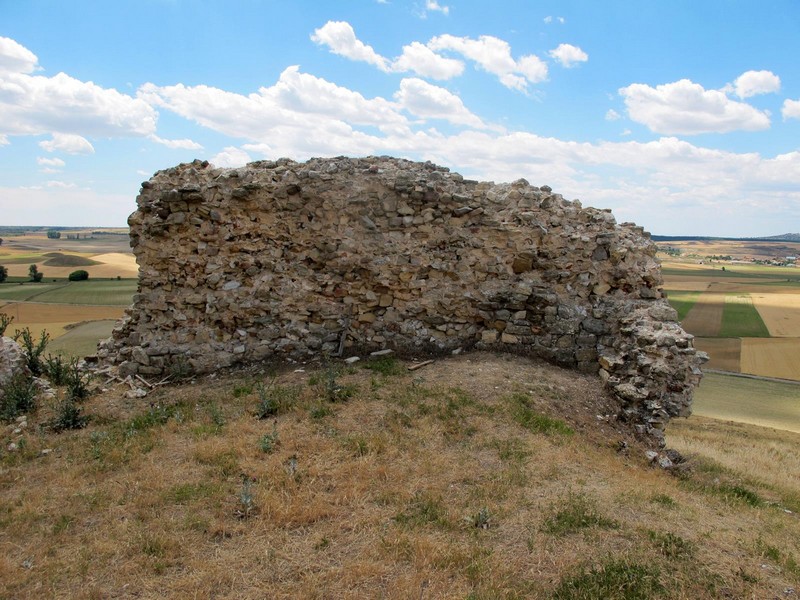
320,365,355,402
0,312,12,336
68,270,89,281
168,355,193,381
52,397,88,432
542,493,618,535
467,507,491,529
255,378,298,418
13,327,50,376
552,559,663,599
43,354,69,386
64,359,90,401
236,476,257,519
259,424,279,454
0,265,7,284
1,372,37,421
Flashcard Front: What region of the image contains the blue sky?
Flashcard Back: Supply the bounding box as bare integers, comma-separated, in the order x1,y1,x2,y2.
1,0,799,236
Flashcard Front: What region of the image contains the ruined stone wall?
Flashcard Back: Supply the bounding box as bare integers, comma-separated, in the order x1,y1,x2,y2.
101,156,705,441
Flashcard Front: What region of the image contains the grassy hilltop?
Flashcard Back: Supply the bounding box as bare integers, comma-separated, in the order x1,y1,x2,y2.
2,231,800,597
2,353,800,598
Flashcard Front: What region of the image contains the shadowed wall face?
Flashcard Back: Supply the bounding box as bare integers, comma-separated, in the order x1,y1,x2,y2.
100,157,704,442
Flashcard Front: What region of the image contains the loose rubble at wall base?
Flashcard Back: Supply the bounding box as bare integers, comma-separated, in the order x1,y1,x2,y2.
99,156,706,444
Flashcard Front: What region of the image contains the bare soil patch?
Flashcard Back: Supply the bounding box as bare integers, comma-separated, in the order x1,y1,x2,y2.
679,292,725,337
693,338,741,372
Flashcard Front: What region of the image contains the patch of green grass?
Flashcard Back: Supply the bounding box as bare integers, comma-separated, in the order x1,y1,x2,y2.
649,493,677,507
542,493,618,535
362,355,405,376
647,530,695,560
552,559,664,599
507,393,574,436
665,290,702,321
719,295,770,338
394,491,450,529
0,282,68,301
692,372,800,433
717,483,764,507
11,279,137,305
167,482,218,504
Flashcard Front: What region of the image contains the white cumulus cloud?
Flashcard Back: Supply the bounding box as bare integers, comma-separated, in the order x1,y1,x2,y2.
0,36,38,75
605,109,621,121
0,36,158,148
428,34,548,91
781,98,800,120
392,42,464,79
148,134,204,150
210,146,252,168
425,0,450,15
37,156,65,168
619,79,771,134
733,70,780,98
310,21,390,72
549,44,588,68
394,78,485,128
39,133,95,154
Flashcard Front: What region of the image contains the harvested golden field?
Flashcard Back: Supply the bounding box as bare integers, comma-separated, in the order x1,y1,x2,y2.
1,354,799,599
678,292,725,337
741,338,800,381
693,338,741,372
0,302,125,339
751,292,800,337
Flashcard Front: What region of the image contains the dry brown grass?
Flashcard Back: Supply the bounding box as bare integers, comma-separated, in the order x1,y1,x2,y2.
1,354,798,599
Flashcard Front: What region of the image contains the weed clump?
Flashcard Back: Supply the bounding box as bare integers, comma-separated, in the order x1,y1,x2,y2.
507,392,574,436
552,559,663,599
542,493,618,535
259,424,279,454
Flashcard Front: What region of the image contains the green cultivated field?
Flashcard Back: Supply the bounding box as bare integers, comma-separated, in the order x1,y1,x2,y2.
0,279,136,305
48,320,118,358
693,372,800,433
665,290,702,320
719,296,771,338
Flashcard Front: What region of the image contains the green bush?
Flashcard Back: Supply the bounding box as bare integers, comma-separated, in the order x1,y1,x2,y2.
68,270,89,281
0,265,7,283
1,373,37,421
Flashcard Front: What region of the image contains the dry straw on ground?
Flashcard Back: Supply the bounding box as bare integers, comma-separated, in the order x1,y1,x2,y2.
1,353,798,598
